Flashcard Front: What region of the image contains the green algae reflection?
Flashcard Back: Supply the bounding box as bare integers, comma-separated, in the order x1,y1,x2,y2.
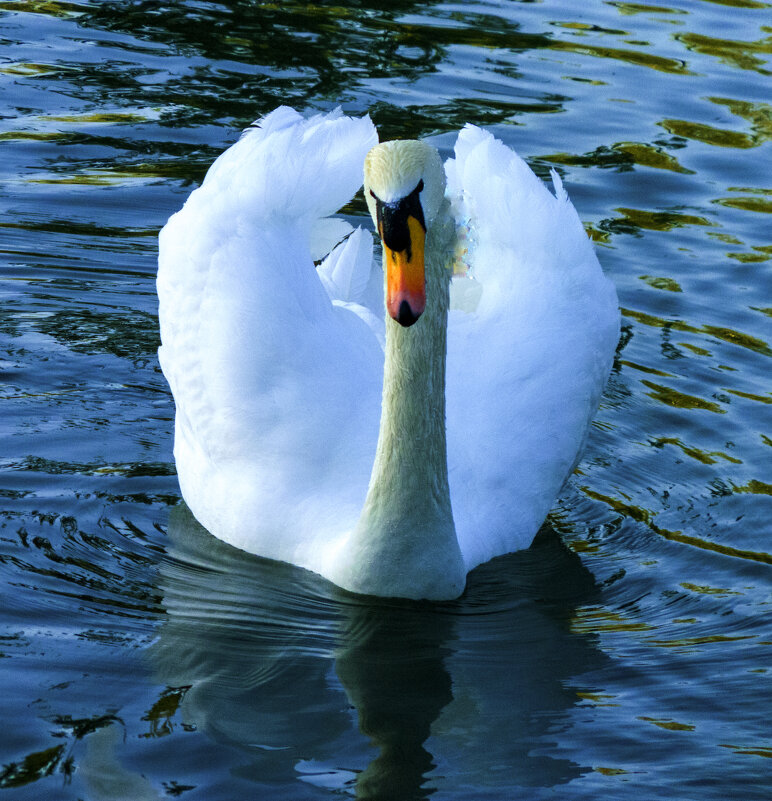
581,488,772,566
639,275,683,292
621,308,772,357
650,437,742,465
662,97,772,150
547,141,694,174
677,30,772,74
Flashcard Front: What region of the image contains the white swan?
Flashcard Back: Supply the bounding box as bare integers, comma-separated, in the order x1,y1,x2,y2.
157,106,619,600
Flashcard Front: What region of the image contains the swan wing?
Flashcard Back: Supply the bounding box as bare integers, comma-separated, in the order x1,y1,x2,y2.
444,125,620,569
317,226,385,349
157,107,382,567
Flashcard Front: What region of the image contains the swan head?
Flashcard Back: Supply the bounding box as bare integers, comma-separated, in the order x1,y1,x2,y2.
364,140,445,327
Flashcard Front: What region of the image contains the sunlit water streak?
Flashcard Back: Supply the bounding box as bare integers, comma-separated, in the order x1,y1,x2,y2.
0,0,770,798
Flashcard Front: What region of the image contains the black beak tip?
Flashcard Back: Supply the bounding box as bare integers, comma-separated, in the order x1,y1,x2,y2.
396,300,421,327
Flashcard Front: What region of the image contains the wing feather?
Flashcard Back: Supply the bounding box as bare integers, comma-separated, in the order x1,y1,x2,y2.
445,126,620,569
157,108,382,563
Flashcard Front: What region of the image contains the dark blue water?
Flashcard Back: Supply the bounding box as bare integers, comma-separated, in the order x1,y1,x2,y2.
1,1,770,798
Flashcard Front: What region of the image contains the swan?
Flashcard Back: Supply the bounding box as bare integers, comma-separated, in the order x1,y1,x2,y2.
157,106,619,600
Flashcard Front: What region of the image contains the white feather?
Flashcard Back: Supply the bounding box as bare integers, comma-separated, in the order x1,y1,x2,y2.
157,107,619,596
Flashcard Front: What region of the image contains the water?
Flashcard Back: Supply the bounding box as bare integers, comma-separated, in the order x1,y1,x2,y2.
1,0,770,798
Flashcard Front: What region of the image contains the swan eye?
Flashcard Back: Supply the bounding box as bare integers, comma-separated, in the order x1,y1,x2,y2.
415,179,424,194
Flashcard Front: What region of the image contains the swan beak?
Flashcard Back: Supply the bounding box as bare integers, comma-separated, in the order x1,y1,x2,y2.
380,214,426,328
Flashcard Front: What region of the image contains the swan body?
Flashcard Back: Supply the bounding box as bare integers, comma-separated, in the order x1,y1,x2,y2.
157,106,619,600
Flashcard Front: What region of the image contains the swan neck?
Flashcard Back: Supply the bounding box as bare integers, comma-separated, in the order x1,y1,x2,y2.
372,207,454,506
340,204,465,600
377,260,450,499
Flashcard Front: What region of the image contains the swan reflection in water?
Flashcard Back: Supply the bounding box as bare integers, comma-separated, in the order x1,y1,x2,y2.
85,504,604,799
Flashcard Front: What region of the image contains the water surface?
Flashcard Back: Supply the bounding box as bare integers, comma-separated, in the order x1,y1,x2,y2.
1,1,770,798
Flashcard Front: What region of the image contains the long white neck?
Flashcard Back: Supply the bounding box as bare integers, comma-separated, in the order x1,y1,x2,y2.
338,202,466,600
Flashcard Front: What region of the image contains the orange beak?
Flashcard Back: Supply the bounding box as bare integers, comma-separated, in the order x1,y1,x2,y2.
382,215,426,327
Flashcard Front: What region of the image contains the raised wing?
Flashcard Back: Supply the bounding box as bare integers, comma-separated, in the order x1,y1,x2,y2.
157,108,383,564
444,126,620,569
